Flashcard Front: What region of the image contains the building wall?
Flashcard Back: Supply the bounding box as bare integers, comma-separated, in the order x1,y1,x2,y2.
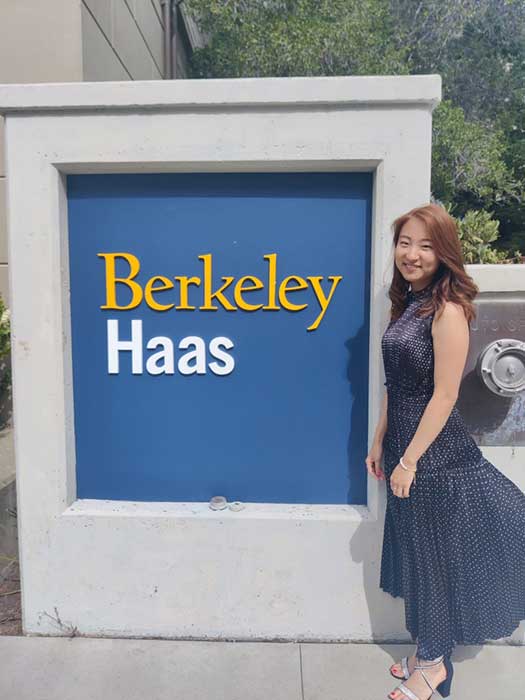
81,0,165,81
0,0,195,308
0,0,84,306
0,0,84,85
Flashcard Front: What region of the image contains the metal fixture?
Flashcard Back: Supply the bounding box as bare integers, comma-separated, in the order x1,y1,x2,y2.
228,501,245,511
476,338,525,397
209,496,228,510
456,296,525,446
160,0,172,79
161,0,185,79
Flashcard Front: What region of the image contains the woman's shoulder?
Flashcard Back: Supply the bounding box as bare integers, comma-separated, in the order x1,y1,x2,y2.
433,299,468,323
431,299,469,339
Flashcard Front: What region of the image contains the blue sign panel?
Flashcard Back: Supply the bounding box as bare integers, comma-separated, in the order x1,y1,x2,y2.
67,172,372,504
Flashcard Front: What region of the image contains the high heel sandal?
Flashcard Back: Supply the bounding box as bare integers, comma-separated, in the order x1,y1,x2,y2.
389,655,412,680
387,654,454,700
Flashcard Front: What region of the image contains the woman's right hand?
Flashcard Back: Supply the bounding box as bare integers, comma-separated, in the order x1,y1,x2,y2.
365,442,386,481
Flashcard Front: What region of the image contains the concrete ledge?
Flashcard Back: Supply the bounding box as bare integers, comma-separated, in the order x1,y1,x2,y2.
467,264,525,291
0,75,441,113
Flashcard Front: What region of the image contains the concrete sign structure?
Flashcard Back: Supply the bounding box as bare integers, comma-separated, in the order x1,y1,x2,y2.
1,75,522,642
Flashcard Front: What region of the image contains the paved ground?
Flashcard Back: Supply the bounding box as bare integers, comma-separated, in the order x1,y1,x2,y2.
0,636,523,699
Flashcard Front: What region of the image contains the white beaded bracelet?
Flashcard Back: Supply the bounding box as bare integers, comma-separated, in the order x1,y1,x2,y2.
400,456,417,483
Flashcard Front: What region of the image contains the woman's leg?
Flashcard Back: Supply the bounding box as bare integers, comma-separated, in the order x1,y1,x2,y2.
417,640,454,660
416,633,454,661
410,530,456,661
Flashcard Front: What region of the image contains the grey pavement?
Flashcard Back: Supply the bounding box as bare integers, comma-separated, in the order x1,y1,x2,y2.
1,636,524,699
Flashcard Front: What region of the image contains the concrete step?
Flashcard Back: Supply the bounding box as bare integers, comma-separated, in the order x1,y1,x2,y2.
0,637,523,699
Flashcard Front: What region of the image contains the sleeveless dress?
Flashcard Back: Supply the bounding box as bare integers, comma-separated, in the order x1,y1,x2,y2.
379,282,525,660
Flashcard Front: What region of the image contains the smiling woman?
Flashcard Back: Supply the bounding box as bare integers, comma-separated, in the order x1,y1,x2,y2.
386,204,479,325
395,218,439,294
366,202,525,700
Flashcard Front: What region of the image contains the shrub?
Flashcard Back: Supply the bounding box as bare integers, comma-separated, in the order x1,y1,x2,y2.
454,208,523,264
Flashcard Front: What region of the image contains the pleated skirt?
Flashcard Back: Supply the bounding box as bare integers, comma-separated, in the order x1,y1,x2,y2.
380,445,525,659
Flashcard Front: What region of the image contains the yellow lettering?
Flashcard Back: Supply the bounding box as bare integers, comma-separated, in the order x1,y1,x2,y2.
198,254,236,311
306,275,343,331
262,253,280,310
234,276,264,311
278,275,308,311
98,252,142,310
98,251,342,329
144,276,175,311
175,276,201,310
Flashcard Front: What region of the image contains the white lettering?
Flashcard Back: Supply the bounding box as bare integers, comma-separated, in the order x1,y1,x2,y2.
106,321,234,377
107,319,143,374
208,336,235,375
178,336,207,375
146,336,174,375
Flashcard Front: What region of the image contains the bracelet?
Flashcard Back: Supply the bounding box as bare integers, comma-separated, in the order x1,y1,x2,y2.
400,456,417,483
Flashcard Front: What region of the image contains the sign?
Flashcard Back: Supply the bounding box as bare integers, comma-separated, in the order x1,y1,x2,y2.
67,172,372,504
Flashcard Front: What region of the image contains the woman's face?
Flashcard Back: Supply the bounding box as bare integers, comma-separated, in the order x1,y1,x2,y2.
395,218,440,290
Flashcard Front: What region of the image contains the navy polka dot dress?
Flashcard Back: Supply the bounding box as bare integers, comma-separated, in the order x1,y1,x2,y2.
379,283,525,660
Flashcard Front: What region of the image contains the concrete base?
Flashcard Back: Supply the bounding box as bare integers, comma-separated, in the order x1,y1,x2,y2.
0,75,442,640
0,637,522,699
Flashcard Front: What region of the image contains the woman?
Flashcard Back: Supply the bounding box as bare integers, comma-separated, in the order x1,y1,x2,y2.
365,203,525,700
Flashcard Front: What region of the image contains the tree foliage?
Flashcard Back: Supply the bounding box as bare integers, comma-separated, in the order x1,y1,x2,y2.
185,0,525,261
389,0,481,72
432,100,520,211
187,0,408,78
454,208,521,264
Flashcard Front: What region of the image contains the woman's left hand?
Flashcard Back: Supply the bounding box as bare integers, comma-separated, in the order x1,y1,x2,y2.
389,463,417,498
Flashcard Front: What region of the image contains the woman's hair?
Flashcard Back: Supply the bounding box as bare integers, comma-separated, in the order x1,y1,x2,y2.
388,203,479,324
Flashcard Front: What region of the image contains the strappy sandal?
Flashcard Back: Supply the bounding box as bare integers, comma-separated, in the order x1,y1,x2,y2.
389,654,413,680
387,654,454,700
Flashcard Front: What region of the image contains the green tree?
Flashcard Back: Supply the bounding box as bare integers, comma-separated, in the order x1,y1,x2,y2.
393,0,525,253
429,0,525,123
186,0,408,78
494,90,525,252
389,1,481,73
185,0,525,260
431,100,520,212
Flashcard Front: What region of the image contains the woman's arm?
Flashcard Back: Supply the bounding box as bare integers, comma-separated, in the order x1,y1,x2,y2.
372,391,388,448
366,390,388,481
401,301,470,467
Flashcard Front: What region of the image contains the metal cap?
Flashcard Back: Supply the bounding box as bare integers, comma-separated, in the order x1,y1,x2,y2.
209,496,228,510
228,501,245,511
476,338,525,397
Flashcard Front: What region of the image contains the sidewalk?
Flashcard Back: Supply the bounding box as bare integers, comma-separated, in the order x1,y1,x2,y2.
1,636,523,699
